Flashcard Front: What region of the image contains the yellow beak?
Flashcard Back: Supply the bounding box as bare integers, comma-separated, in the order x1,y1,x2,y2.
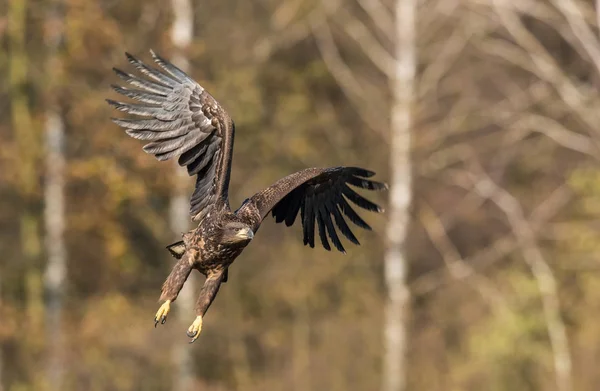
235,227,254,240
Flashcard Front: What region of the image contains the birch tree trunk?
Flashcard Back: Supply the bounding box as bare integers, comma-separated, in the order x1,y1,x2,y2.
43,3,67,389
44,110,66,390
170,0,195,389
382,1,416,391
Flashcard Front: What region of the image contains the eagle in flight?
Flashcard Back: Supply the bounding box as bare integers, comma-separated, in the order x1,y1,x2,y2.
107,51,387,343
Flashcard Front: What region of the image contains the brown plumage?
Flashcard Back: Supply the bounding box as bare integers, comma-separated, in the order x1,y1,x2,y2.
107,51,387,342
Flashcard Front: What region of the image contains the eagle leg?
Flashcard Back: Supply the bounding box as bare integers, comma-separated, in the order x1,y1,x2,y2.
187,269,226,343
155,254,193,327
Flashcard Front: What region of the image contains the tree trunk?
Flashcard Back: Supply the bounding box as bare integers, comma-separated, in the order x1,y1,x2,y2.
44,110,66,390
43,3,67,389
382,1,416,391
170,0,195,389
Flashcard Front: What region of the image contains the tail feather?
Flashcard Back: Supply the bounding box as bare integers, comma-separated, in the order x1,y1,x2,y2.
166,241,186,259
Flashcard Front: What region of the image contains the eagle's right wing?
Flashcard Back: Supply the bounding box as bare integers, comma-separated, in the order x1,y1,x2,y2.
236,167,387,253
107,51,235,222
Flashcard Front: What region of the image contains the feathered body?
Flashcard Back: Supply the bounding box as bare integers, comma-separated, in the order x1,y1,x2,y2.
108,51,387,342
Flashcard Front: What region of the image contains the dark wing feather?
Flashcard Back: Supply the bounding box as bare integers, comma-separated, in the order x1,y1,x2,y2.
328,198,360,246
316,206,331,251
303,194,316,247
236,167,387,252
107,51,235,221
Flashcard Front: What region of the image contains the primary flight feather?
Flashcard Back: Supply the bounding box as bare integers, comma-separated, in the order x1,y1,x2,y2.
108,51,387,343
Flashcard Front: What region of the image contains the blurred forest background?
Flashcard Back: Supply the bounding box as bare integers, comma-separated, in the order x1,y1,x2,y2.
3,0,600,390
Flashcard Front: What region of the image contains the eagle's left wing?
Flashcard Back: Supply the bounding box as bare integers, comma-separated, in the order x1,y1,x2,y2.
236,167,387,253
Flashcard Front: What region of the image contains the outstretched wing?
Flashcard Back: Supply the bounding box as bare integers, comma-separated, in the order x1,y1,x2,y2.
107,51,235,221
237,167,387,253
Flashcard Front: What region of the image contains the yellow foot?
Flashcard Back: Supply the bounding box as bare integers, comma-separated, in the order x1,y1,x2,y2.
186,316,203,343
154,300,171,327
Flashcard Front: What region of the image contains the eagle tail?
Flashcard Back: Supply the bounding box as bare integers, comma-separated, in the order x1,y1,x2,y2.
166,241,186,259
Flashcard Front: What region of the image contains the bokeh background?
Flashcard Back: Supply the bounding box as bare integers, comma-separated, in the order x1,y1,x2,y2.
2,0,600,390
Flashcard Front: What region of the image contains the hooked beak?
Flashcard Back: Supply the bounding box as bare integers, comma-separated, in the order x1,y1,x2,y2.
235,227,254,241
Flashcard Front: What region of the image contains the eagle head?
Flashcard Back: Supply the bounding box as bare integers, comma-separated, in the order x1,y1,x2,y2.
222,222,254,245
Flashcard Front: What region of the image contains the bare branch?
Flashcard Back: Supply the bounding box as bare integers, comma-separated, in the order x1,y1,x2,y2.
336,8,396,78
411,233,517,296
469,163,573,391
271,0,304,30
254,0,325,62
419,202,509,310
474,37,546,78
419,0,461,45
549,0,600,77
511,113,598,157
529,185,573,225
310,17,363,100
418,81,555,176
412,176,572,297
254,24,312,62
418,23,473,99
488,0,600,142
310,14,388,137
355,0,395,38
597,0,600,35
472,0,600,74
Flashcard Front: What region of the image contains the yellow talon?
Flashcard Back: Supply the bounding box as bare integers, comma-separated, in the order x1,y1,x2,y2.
186,316,203,343
154,300,171,327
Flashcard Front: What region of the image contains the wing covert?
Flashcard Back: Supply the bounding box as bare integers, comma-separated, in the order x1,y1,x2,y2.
107,51,235,221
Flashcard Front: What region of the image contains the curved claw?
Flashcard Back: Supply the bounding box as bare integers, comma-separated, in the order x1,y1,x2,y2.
154,300,171,328
186,315,203,343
